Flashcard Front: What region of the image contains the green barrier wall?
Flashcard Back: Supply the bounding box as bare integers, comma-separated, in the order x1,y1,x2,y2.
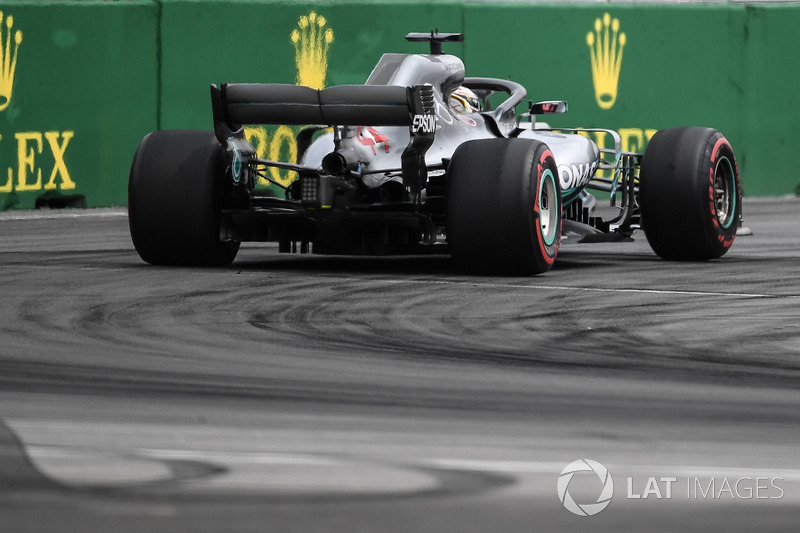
738,5,799,196
0,1,158,210
467,5,746,149
0,0,797,210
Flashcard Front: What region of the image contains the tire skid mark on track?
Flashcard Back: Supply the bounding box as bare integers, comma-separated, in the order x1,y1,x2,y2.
3,260,799,389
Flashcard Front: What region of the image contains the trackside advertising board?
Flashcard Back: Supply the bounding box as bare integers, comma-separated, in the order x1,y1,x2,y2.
0,1,797,210
0,1,157,210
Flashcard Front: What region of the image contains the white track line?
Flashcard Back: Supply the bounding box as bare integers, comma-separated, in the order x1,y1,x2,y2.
324,276,779,299
423,279,777,299
72,449,800,482
137,448,340,466
425,458,800,480
0,209,127,221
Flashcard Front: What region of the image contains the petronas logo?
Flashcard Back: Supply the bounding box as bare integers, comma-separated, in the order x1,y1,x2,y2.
0,11,23,112
290,11,334,90
586,13,626,110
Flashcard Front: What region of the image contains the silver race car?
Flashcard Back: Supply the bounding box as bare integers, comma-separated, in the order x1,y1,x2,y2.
129,31,742,275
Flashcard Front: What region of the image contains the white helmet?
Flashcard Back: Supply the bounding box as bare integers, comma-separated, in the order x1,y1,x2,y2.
449,86,481,113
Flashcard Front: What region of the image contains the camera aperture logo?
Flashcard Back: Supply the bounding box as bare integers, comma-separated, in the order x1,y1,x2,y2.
557,459,614,517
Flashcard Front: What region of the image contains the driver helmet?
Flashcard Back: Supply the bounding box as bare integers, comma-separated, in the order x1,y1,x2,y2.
449,86,481,114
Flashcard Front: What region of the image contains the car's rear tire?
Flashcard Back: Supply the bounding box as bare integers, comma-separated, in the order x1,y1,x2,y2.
446,138,561,275
128,130,240,266
639,127,741,260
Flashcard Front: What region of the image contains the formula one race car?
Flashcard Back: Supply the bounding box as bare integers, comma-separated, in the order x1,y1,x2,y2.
128,31,742,275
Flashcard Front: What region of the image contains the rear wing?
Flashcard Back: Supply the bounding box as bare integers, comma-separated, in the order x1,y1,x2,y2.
211,83,434,141
210,83,436,191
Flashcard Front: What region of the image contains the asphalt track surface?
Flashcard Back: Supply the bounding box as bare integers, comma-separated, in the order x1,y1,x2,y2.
1,197,799,532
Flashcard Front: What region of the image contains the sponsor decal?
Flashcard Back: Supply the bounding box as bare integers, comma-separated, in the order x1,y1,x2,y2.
0,131,75,194
558,160,599,192
411,114,436,134
587,13,626,110
357,126,390,155
0,11,76,206
0,11,22,112
290,11,334,91
584,15,659,161
246,11,334,189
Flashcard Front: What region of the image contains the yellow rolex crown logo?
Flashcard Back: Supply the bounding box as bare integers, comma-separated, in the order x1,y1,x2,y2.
290,11,334,90
0,11,23,112
587,13,625,110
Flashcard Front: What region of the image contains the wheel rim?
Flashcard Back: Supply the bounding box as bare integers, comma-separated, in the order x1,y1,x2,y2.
539,169,558,246
714,156,736,230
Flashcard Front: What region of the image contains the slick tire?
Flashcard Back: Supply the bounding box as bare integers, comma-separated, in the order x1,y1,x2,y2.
639,127,741,260
446,138,561,275
128,130,240,266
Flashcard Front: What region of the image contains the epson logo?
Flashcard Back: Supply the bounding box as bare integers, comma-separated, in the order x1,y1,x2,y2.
412,114,436,134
